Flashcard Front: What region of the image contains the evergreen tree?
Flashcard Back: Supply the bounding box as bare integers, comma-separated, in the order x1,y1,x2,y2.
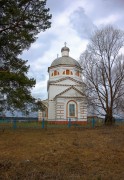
0,0,51,112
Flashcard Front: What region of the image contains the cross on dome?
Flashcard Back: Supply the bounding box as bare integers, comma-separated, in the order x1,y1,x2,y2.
61,42,70,57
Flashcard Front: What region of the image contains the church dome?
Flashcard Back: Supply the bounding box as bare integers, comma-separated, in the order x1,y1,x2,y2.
50,44,81,68
51,56,81,68
61,46,70,52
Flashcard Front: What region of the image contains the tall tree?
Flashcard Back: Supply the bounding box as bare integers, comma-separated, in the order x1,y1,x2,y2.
0,0,51,112
80,26,124,124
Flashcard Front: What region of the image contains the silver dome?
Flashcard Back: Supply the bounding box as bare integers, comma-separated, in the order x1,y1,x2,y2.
51,56,81,68
61,46,70,52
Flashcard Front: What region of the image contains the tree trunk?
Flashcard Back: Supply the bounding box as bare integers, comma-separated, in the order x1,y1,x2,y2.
105,108,115,125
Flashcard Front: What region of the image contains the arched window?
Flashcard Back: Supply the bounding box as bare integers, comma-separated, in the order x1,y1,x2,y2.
54,70,57,76
52,70,59,76
75,71,80,76
63,71,65,75
66,69,70,75
69,104,75,116
67,101,77,118
63,70,73,75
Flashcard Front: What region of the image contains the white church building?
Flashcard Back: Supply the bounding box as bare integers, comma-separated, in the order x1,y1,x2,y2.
39,44,87,124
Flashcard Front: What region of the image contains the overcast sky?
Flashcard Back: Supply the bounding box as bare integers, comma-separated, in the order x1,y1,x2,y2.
21,0,124,100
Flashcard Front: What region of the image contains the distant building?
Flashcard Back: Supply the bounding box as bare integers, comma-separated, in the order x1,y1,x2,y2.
39,44,87,123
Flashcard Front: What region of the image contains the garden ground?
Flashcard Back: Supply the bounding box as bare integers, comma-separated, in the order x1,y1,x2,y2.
0,126,124,179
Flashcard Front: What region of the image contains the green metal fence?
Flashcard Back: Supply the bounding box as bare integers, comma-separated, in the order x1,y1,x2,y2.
0,117,124,130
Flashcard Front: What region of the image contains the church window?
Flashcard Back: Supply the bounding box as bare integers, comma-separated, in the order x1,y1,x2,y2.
69,104,75,116
76,71,80,76
63,70,73,75
52,70,59,76
67,101,77,118
66,69,70,75
51,70,60,76
54,70,57,76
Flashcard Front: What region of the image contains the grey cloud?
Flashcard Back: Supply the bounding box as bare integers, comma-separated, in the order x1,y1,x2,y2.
70,7,96,39
22,33,57,62
89,0,124,17
103,0,124,11
88,0,124,29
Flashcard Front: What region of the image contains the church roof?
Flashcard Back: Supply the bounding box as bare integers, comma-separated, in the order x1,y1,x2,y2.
54,86,85,99
51,56,81,68
50,44,81,68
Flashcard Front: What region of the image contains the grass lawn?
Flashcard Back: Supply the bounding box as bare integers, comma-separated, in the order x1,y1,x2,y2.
0,126,124,179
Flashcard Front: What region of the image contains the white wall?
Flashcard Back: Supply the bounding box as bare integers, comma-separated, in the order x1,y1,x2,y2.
48,65,87,121
48,101,55,120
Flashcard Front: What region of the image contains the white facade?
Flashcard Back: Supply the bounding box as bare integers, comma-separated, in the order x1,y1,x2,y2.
46,45,87,122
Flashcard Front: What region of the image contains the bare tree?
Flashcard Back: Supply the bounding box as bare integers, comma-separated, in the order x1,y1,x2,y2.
80,26,124,124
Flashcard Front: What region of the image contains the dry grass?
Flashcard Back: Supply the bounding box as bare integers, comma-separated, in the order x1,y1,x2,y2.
0,126,124,180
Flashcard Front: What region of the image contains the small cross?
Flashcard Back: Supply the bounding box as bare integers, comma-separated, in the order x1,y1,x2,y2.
64,42,67,47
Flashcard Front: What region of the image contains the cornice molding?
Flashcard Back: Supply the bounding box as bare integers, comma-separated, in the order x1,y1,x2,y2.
49,76,84,85
49,83,82,87
48,64,82,72
56,96,84,98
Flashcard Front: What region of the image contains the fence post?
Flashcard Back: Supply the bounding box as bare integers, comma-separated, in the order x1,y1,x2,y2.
42,118,44,129
68,118,71,128
13,119,17,130
92,118,95,128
